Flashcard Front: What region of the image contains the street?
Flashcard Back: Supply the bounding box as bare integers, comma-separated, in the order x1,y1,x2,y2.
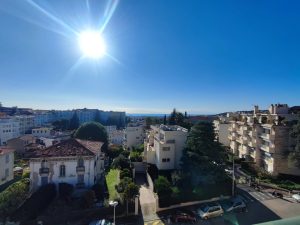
144,184,300,225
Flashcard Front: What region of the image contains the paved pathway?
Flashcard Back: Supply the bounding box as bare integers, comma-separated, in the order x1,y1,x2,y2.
135,174,159,222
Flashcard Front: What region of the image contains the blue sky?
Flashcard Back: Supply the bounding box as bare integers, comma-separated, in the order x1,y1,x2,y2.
0,0,300,114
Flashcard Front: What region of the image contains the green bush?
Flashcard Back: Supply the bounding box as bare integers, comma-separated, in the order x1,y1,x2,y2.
154,176,172,207
111,155,131,170
14,183,57,221
22,170,30,179
120,168,132,179
129,151,142,162
58,183,74,199
0,179,30,220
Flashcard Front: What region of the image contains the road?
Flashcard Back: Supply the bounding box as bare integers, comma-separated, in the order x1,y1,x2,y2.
144,184,300,225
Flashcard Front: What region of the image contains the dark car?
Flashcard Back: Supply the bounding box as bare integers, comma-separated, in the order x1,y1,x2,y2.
172,210,197,223
226,199,247,213
272,191,283,198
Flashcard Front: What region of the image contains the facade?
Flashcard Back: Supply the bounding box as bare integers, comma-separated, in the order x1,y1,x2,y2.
213,116,230,147
0,118,20,145
7,134,37,155
32,127,52,138
29,139,105,190
105,126,124,145
144,125,188,170
0,147,15,186
228,104,300,176
124,125,145,149
15,115,35,135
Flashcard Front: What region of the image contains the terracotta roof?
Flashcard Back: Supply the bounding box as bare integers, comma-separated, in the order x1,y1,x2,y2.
19,134,36,141
27,139,103,158
0,147,15,155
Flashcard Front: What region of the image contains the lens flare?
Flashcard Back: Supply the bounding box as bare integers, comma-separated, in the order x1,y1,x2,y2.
78,30,106,59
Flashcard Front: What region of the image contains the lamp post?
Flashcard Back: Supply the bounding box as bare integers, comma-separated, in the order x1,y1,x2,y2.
109,201,118,225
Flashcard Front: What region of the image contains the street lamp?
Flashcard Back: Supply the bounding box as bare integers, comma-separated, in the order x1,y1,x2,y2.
109,200,118,225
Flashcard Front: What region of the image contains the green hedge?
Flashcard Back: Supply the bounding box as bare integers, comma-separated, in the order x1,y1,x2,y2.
0,179,30,220
14,183,57,221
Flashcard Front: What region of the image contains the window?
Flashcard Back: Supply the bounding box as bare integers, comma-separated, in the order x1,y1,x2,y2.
162,158,166,162
5,154,9,163
59,165,66,177
78,158,84,167
162,158,170,163
136,137,140,139
166,158,170,162
162,147,170,151
41,159,47,168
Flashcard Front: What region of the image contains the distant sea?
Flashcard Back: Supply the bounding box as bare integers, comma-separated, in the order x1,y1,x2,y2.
127,113,216,117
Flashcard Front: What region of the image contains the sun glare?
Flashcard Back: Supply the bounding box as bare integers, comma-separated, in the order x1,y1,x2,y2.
78,30,106,59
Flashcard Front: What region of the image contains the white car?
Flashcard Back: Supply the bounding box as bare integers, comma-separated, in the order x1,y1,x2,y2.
292,194,300,203
197,203,224,219
89,219,112,225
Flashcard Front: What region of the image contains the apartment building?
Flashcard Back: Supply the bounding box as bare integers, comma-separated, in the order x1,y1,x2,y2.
31,127,52,138
105,126,124,145
144,125,188,170
15,115,35,135
228,104,300,176
124,124,145,149
0,147,15,186
0,118,20,145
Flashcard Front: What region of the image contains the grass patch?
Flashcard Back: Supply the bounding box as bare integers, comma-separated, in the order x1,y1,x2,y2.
105,169,120,201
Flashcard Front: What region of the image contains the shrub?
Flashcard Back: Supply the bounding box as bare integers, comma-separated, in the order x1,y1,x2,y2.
58,183,74,199
129,151,142,162
22,170,30,179
154,176,172,207
111,155,131,170
121,150,130,158
14,183,57,221
91,183,104,200
82,190,96,209
120,168,132,179
0,179,30,220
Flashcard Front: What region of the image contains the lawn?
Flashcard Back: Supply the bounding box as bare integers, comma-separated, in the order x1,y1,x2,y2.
105,169,120,201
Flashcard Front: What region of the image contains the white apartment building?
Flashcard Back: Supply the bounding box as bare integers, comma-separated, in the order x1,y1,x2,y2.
228,104,300,176
32,127,52,138
29,139,105,190
0,147,15,186
15,115,35,135
144,125,188,170
0,118,20,145
105,125,124,145
124,125,145,149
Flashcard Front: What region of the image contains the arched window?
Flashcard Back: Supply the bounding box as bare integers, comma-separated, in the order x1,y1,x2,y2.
78,158,84,167
59,165,66,177
41,159,47,168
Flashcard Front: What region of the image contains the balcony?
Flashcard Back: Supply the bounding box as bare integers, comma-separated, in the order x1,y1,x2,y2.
39,167,49,175
260,144,275,153
229,126,236,132
228,134,236,141
248,141,256,148
260,133,270,140
236,137,247,144
76,166,85,173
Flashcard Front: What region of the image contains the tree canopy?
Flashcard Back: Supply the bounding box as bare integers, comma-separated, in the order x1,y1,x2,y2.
74,122,108,151
181,122,227,182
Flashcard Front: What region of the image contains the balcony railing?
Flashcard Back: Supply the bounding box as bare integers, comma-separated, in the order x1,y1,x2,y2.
228,135,236,141
76,166,85,173
39,167,49,174
260,133,270,139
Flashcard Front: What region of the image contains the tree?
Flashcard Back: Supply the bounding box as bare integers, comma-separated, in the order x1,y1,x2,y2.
74,122,108,151
123,182,139,215
168,108,177,125
163,114,167,125
181,122,227,182
120,168,132,179
69,111,80,130
111,154,131,169
154,176,172,207
290,115,300,168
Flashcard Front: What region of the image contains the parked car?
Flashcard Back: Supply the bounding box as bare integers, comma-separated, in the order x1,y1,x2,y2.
292,194,300,203
197,202,224,219
172,210,197,223
226,199,247,213
89,219,112,225
272,191,283,199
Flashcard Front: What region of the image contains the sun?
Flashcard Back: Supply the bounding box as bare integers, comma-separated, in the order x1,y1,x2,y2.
78,30,106,59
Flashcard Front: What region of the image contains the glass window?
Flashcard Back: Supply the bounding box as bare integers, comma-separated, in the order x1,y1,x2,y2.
5,168,9,178
59,165,66,177
5,154,9,163
162,147,170,151
78,158,84,167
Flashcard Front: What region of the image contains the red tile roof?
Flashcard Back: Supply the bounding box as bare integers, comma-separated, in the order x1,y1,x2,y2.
0,147,15,155
27,139,103,158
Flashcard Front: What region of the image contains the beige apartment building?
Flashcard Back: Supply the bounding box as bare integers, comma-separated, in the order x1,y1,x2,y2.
144,125,188,170
228,104,300,176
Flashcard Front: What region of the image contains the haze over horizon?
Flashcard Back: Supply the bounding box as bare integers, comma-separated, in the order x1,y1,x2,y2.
1,0,299,114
